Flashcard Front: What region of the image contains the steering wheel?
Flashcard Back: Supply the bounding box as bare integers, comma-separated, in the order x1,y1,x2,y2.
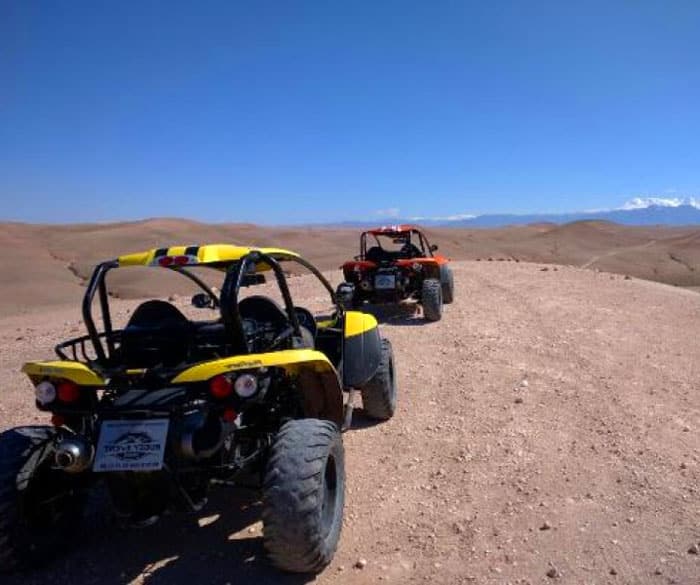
238,295,295,351
267,307,317,350
401,243,421,258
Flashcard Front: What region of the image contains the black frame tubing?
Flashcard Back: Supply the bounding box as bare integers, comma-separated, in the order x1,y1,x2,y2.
81,251,340,365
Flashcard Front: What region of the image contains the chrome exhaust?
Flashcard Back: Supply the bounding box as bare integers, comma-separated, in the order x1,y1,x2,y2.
54,436,94,473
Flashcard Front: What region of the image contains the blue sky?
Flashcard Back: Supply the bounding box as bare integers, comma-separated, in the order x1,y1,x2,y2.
2,1,700,224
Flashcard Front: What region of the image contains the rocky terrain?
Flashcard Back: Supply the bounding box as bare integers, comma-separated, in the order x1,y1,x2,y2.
0,260,698,584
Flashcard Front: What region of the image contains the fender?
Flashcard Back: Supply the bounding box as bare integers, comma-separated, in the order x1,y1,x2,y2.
342,311,382,388
341,260,376,281
22,361,106,386
171,349,344,425
393,258,443,279
439,263,452,282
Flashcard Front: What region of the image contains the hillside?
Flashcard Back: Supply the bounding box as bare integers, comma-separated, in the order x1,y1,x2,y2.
0,219,699,316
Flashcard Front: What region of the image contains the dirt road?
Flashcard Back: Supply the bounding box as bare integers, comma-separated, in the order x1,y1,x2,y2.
0,261,698,584
580,239,658,269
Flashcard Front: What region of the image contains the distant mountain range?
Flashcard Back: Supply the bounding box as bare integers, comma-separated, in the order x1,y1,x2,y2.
334,198,700,228
440,203,700,228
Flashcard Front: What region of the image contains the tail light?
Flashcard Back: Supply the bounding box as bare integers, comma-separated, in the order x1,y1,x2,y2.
57,381,80,403
158,255,195,267
222,408,237,422
209,375,233,399
51,414,66,427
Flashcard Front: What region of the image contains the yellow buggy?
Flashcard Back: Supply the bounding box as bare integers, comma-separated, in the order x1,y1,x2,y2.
0,244,397,574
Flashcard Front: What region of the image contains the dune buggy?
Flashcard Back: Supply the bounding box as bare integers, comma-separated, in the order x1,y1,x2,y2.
1,244,397,574
339,225,454,321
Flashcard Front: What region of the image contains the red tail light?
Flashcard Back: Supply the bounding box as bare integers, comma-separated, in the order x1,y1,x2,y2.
209,375,233,399
57,380,80,403
158,256,174,266
222,408,237,422
51,414,66,427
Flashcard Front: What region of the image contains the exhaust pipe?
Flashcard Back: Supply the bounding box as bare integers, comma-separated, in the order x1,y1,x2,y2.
176,411,225,460
54,436,94,473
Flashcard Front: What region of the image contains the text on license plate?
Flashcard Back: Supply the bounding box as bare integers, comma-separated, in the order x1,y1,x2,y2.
93,419,169,472
374,275,396,289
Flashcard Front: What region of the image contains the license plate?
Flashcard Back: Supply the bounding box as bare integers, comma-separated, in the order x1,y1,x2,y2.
93,419,169,472
374,274,396,289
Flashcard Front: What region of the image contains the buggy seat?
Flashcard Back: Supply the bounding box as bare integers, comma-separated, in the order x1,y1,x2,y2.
120,300,193,368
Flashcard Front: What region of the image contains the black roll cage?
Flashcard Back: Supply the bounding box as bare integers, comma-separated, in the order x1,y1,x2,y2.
79,251,339,365
359,229,433,261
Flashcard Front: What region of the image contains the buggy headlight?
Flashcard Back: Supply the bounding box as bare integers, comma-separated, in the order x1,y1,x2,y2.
234,374,258,398
35,381,57,405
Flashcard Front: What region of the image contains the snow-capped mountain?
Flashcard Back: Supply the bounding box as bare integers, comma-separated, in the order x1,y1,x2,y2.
620,197,700,210
329,197,700,228
441,198,700,227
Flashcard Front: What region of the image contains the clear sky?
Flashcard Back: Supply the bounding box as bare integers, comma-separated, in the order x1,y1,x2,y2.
2,1,699,224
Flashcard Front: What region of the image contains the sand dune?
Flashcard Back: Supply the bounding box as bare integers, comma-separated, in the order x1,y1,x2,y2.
0,219,698,315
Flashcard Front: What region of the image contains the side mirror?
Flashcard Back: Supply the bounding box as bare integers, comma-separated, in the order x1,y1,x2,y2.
192,293,215,309
430,244,439,252
335,282,355,310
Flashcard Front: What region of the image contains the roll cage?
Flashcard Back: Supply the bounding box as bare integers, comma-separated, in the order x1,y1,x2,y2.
70,250,339,369
358,227,435,261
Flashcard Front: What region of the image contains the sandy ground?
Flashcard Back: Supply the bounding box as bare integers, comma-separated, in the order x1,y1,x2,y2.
0,261,698,584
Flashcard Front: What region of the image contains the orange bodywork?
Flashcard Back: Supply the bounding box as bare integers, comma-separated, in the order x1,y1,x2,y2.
341,225,449,280
342,256,448,272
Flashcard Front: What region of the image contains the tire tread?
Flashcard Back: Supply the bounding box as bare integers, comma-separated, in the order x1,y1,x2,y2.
262,419,345,573
361,339,397,420
422,278,443,321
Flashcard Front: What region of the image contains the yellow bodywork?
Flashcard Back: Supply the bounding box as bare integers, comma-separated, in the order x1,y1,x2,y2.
171,349,337,383
118,244,298,271
23,350,339,386
315,311,378,338
22,352,344,424
21,313,376,387
344,310,379,338
22,361,106,385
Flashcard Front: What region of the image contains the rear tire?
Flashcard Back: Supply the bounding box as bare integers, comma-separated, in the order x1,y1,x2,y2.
361,339,397,420
421,278,443,321
0,426,85,573
440,266,454,304
262,419,345,573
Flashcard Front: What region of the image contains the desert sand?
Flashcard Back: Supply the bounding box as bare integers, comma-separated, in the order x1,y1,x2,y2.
0,245,698,584
1,219,700,317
